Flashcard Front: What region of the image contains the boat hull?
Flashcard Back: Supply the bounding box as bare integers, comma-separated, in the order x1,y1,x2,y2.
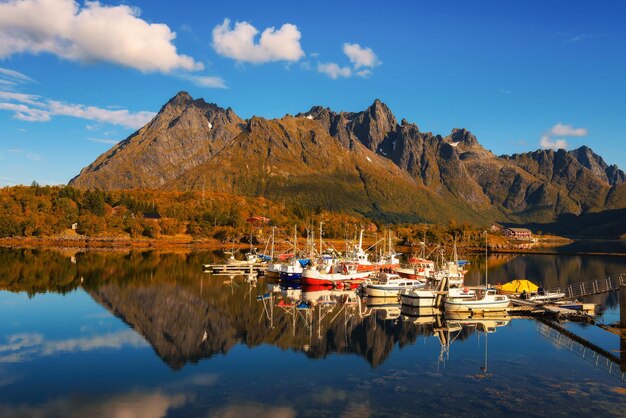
400,291,439,308
279,272,302,281
301,269,369,287
366,287,402,298
444,300,510,313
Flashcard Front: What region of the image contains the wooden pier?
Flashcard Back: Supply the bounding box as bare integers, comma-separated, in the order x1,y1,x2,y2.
509,302,596,321
548,273,626,299
202,262,267,276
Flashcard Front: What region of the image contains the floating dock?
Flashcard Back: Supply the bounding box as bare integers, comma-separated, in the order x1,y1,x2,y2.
508,301,596,322
202,262,267,276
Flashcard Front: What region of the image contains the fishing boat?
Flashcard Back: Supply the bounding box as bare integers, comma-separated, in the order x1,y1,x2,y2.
362,272,425,298
444,232,510,313
279,258,309,282
396,257,435,281
444,288,510,313
301,262,370,287
396,242,436,280
400,276,475,308
345,229,400,273
428,242,467,287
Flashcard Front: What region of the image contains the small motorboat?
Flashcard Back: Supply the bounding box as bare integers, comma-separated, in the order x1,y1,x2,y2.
363,272,425,298
444,288,510,313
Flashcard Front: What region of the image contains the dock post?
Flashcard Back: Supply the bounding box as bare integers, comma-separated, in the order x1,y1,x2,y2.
619,284,626,373
619,284,626,328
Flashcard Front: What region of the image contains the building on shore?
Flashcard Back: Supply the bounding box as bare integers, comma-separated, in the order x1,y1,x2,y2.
503,227,532,240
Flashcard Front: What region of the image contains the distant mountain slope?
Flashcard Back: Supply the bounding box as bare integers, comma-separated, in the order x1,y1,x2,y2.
70,92,626,226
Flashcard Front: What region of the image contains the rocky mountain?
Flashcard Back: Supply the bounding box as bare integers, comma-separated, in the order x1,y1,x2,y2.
70,92,626,225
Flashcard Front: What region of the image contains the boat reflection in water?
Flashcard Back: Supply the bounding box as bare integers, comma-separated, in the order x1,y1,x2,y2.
0,248,624,417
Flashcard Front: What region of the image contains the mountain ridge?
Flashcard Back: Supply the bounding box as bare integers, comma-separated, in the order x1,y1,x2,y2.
69,92,626,226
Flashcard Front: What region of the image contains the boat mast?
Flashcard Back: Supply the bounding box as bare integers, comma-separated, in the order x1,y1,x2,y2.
293,225,298,255
270,226,275,259
358,229,364,252
319,220,324,255
484,230,488,287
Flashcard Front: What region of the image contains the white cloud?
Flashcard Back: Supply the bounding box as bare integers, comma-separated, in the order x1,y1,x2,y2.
180,74,227,89
549,123,587,137
565,34,593,42
88,138,119,145
317,62,352,79
0,102,50,121
539,123,587,150
0,91,41,105
0,391,188,418
540,135,568,150
6,148,42,162
212,18,304,64
0,91,156,129
0,330,147,363
0,67,35,83
47,101,155,129
343,43,380,69
0,0,203,73
316,43,380,79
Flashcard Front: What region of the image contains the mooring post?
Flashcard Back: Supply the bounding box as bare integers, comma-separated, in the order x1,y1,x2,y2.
619,284,626,373
619,284,626,328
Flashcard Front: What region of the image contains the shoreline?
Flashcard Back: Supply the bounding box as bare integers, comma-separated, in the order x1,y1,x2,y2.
1,236,624,256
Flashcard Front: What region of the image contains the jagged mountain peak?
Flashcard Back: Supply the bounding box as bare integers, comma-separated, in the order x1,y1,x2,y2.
169,90,193,104
569,145,625,186
159,91,233,118
70,92,626,228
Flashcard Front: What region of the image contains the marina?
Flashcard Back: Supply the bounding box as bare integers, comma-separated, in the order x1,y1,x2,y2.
0,245,624,416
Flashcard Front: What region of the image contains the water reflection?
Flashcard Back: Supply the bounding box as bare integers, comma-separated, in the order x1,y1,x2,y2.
0,247,625,416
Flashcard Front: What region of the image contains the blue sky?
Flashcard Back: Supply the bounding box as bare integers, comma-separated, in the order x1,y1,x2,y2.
0,0,624,186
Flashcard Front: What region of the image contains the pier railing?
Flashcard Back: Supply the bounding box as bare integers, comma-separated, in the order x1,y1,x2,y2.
537,322,624,382
548,273,626,299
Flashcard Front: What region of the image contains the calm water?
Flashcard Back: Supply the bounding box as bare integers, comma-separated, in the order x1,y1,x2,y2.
0,246,625,417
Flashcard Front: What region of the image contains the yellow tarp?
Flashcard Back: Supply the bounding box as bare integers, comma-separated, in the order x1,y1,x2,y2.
498,279,539,293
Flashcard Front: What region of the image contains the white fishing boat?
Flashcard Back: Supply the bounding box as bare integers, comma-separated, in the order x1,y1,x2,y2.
444,232,510,313
444,288,510,313
401,285,475,308
363,272,425,298
400,276,475,308
279,258,308,281
428,242,467,287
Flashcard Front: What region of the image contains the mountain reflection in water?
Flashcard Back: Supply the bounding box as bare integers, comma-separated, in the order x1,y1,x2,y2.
0,247,625,417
